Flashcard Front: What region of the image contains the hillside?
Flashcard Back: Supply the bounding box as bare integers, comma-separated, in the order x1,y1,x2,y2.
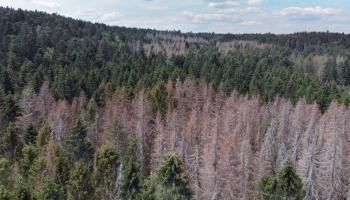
1,7,350,199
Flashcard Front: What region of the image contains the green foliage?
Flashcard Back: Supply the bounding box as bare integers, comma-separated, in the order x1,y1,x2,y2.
316,81,341,112
52,145,71,194
0,185,10,200
141,154,192,200
34,177,61,200
19,145,39,177
94,145,120,199
259,161,305,200
23,124,37,145
322,57,337,83
148,81,168,115
3,7,350,200
87,98,97,121
26,156,54,199
67,161,94,200
2,95,21,122
12,176,32,200
36,122,52,147
65,119,94,163
3,122,20,160
0,6,350,112
119,135,142,200
0,158,11,186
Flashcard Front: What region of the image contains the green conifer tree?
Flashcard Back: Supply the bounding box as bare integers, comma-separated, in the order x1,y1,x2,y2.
141,154,192,200
259,161,305,200
119,136,142,200
67,161,94,200
66,119,94,163
94,145,120,199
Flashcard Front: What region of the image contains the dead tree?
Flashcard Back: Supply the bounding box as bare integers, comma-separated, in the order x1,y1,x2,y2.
16,87,35,130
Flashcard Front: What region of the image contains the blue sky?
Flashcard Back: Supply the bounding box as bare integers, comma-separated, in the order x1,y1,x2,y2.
1,0,350,33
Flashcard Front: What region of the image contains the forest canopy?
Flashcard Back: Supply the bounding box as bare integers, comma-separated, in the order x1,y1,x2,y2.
1,7,349,199
1,7,350,112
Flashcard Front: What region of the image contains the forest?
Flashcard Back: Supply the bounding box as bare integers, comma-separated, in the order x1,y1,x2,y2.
1,7,350,199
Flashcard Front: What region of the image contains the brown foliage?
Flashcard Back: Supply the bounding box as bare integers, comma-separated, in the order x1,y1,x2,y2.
12,80,350,199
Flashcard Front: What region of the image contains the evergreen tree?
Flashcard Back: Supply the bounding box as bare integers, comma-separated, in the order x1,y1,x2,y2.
28,156,48,194
34,177,61,200
67,161,94,200
276,161,305,200
66,119,94,163
94,145,120,199
2,95,21,122
119,136,142,200
340,57,350,85
19,145,39,177
87,97,97,121
322,57,337,82
259,161,305,200
0,158,11,186
148,81,168,115
3,122,20,160
12,176,32,200
23,124,37,145
0,185,10,200
36,122,52,147
52,146,71,199
141,154,192,200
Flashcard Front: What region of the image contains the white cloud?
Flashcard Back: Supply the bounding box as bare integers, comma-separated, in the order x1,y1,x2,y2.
208,0,262,9
32,0,60,9
239,20,261,26
220,6,261,14
180,11,241,24
247,0,262,6
73,8,99,19
278,6,340,16
208,1,239,9
0,0,61,12
71,9,123,25
100,11,122,22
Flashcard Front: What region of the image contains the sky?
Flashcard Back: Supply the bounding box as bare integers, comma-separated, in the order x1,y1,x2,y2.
1,0,350,34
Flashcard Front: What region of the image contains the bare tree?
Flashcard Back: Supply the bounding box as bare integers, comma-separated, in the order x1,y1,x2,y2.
259,126,277,178
35,81,54,122
16,87,35,130
321,104,346,199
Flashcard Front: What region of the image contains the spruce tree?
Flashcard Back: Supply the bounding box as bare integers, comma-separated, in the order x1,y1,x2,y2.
141,154,192,200
2,95,21,122
94,145,120,199
52,145,71,199
13,176,32,200
34,177,61,200
0,158,11,186
66,119,94,163
3,122,19,160
259,161,305,200
36,123,52,147
0,185,10,200
119,136,142,200
23,124,37,145
67,161,94,200
19,145,38,177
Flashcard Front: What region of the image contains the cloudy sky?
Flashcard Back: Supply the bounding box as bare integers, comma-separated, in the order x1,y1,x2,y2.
1,0,350,33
